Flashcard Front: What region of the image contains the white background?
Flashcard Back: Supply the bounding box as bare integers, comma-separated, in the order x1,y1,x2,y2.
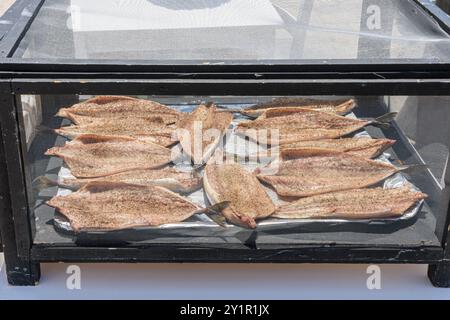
1,253,449,299
0,0,449,299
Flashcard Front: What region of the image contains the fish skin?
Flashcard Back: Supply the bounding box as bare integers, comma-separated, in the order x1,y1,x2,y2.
242,98,356,118
203,163,276,229
38,167,202,194
55,116,177,147
236,108,370,145
274,187,427,220
241,138,396,162
57,96,182,125
255,149,402,197
45,134,172,178
280,138,396,159
177,104,233,165
47,181,203,232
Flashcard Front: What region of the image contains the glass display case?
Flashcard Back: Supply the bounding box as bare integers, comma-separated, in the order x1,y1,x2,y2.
0,0,449,287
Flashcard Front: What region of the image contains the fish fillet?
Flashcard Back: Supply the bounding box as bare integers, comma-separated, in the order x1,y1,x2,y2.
256,149,404,197
45,135,172,178
274,187,427,220
56,96,183,125
177,104,233,164
280,138,396,159
55,116,177,147
236,108,384,145
35,167,202,194
47,181,224,232
204,163,275,228
241,138,396,161
242,98,356,118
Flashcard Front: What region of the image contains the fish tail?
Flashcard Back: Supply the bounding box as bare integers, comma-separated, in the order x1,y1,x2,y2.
36,125,56,135
340,98,357,109
53,128,77,140
206,212,228,228
200,201,230,227
32,176,58,191
192,163,206,173
372,112,398,129
206,201,230,213
190,165,204,182
44,146,59,156
397,164,428,173
214,104,230,110
55,108,69,118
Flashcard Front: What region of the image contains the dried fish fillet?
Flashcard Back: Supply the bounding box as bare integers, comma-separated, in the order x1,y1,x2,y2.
55,116,177,147
274,187,427,220
241,98,356,118
256,149,406,197
177,104,233,164
34,167,202,194
280,138,396,159
204,163,275,228
47,181,228,232
45,135,172,178
57,96,182,125
236,109,395,145
238,138,396,162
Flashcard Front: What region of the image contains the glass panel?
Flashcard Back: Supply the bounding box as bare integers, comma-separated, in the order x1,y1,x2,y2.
19,93,449,248
15,0,450,62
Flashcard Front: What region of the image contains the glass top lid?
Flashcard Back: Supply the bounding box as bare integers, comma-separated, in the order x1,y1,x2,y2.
12,0,450,63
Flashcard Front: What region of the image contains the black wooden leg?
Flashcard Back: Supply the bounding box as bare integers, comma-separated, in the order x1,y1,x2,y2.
428,262,450,288
0,179,40,285
0,120,40,285
428,156,450,288
0,183,40,285
0,172,40,285
429,205,450,288
429,231,449,288
0,214,40,285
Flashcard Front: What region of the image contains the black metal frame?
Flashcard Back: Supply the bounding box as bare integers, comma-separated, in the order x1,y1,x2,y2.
0,0,448,287
0,0,449,72
0,77,448,287
416,0,450,34
0,81,40,285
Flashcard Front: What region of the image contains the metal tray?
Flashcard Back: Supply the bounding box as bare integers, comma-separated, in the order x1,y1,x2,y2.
52,103,426,235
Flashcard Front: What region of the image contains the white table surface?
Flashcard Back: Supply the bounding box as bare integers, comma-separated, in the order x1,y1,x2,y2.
1,253,449,299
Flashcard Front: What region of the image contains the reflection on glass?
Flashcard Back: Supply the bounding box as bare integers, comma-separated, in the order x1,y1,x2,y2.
18,94,448,249
15,0,450,61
